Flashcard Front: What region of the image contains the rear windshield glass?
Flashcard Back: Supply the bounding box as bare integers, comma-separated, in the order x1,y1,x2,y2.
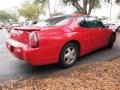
34,15,72,27
54,17,72,26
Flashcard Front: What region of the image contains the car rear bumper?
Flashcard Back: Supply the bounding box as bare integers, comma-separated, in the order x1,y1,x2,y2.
6,39,27,60
6,39,58,65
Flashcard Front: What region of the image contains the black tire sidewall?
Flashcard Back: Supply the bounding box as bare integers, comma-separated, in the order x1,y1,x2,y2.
108,34,115,48
117,27,120,32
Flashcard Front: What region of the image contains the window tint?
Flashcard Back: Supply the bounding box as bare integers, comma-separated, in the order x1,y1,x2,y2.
77,17,88,27
46,15,72,25
86,20,104,28
77,16,104,28
34,15,72,27
85,17,104,28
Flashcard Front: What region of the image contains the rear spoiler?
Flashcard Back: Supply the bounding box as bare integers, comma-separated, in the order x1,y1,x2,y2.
14,26,41,31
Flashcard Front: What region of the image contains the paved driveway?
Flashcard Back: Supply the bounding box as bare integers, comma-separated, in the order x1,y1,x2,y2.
0,29,120,83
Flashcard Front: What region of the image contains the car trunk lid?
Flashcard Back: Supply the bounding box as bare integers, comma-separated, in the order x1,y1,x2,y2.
10,26,40,44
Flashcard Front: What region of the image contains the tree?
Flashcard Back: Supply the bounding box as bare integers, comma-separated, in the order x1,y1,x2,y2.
34,0,60,17
18,1,44,20
34,0,51,17
105,0,120,20
115,0,120,3
112,0,120,19
0,10,9,21
98,16,108,20
62,0,100,15
51,12,64,16
9,13,18,22
105,0,120,4
0,10,17,22
34,0,48,6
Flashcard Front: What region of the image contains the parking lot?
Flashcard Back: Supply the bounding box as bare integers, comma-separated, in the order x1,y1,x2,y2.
0,29,120,83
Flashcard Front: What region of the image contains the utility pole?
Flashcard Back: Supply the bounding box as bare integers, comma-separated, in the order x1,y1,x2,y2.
110,0,112,20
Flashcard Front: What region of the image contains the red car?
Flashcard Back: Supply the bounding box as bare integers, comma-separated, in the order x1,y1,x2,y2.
6,15,116,68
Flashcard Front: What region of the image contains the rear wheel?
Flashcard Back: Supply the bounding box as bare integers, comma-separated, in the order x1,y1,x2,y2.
58,43,79,68
107,34,115,48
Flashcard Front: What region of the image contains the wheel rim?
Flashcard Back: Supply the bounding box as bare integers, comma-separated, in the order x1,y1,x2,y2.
64,47,77,64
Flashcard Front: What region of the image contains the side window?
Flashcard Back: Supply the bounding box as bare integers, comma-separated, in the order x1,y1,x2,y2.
97,21,105,28
85,17,104,28
77,17,88,27
77,17,84,24
77,16,104,28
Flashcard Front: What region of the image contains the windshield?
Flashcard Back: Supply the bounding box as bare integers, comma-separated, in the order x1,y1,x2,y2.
34,15,72,27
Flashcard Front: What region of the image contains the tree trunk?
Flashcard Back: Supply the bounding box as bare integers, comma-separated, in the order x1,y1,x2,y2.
72,0,88,15
48,0,51,17
74,1,84,12
53,0,57,14
70,0,97,15
83,0,88,14
88,0,96,15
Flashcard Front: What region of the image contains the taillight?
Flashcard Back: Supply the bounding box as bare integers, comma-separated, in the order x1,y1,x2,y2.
29,32,39,48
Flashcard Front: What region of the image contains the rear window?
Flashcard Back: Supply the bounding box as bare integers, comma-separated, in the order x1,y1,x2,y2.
46,15,72,25
34,15,72,27
54,17,72,26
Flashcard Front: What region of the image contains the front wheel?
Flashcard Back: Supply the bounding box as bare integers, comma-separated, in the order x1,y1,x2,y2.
107,34,116,48
58,43,79,68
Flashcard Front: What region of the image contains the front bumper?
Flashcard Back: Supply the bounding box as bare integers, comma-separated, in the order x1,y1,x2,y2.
6,39,58,65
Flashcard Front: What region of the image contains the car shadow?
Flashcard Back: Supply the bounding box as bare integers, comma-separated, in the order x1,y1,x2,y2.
16,47,113,78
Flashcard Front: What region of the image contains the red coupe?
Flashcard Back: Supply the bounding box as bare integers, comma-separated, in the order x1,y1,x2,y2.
6,15,116,68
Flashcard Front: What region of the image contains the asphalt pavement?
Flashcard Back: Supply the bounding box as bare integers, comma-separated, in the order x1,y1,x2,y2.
0,29,120,83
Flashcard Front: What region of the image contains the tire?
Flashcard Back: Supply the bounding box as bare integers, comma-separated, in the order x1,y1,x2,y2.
58,43,79,68
107,34,115,48
117,27,120,32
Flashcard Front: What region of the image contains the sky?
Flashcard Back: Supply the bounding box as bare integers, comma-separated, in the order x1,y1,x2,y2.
91,3,120,20
0,0,120,20
0,0,24,10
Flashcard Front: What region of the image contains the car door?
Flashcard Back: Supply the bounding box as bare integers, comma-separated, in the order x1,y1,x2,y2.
75,16,93,55
85,17,108,49
97,21,112,46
